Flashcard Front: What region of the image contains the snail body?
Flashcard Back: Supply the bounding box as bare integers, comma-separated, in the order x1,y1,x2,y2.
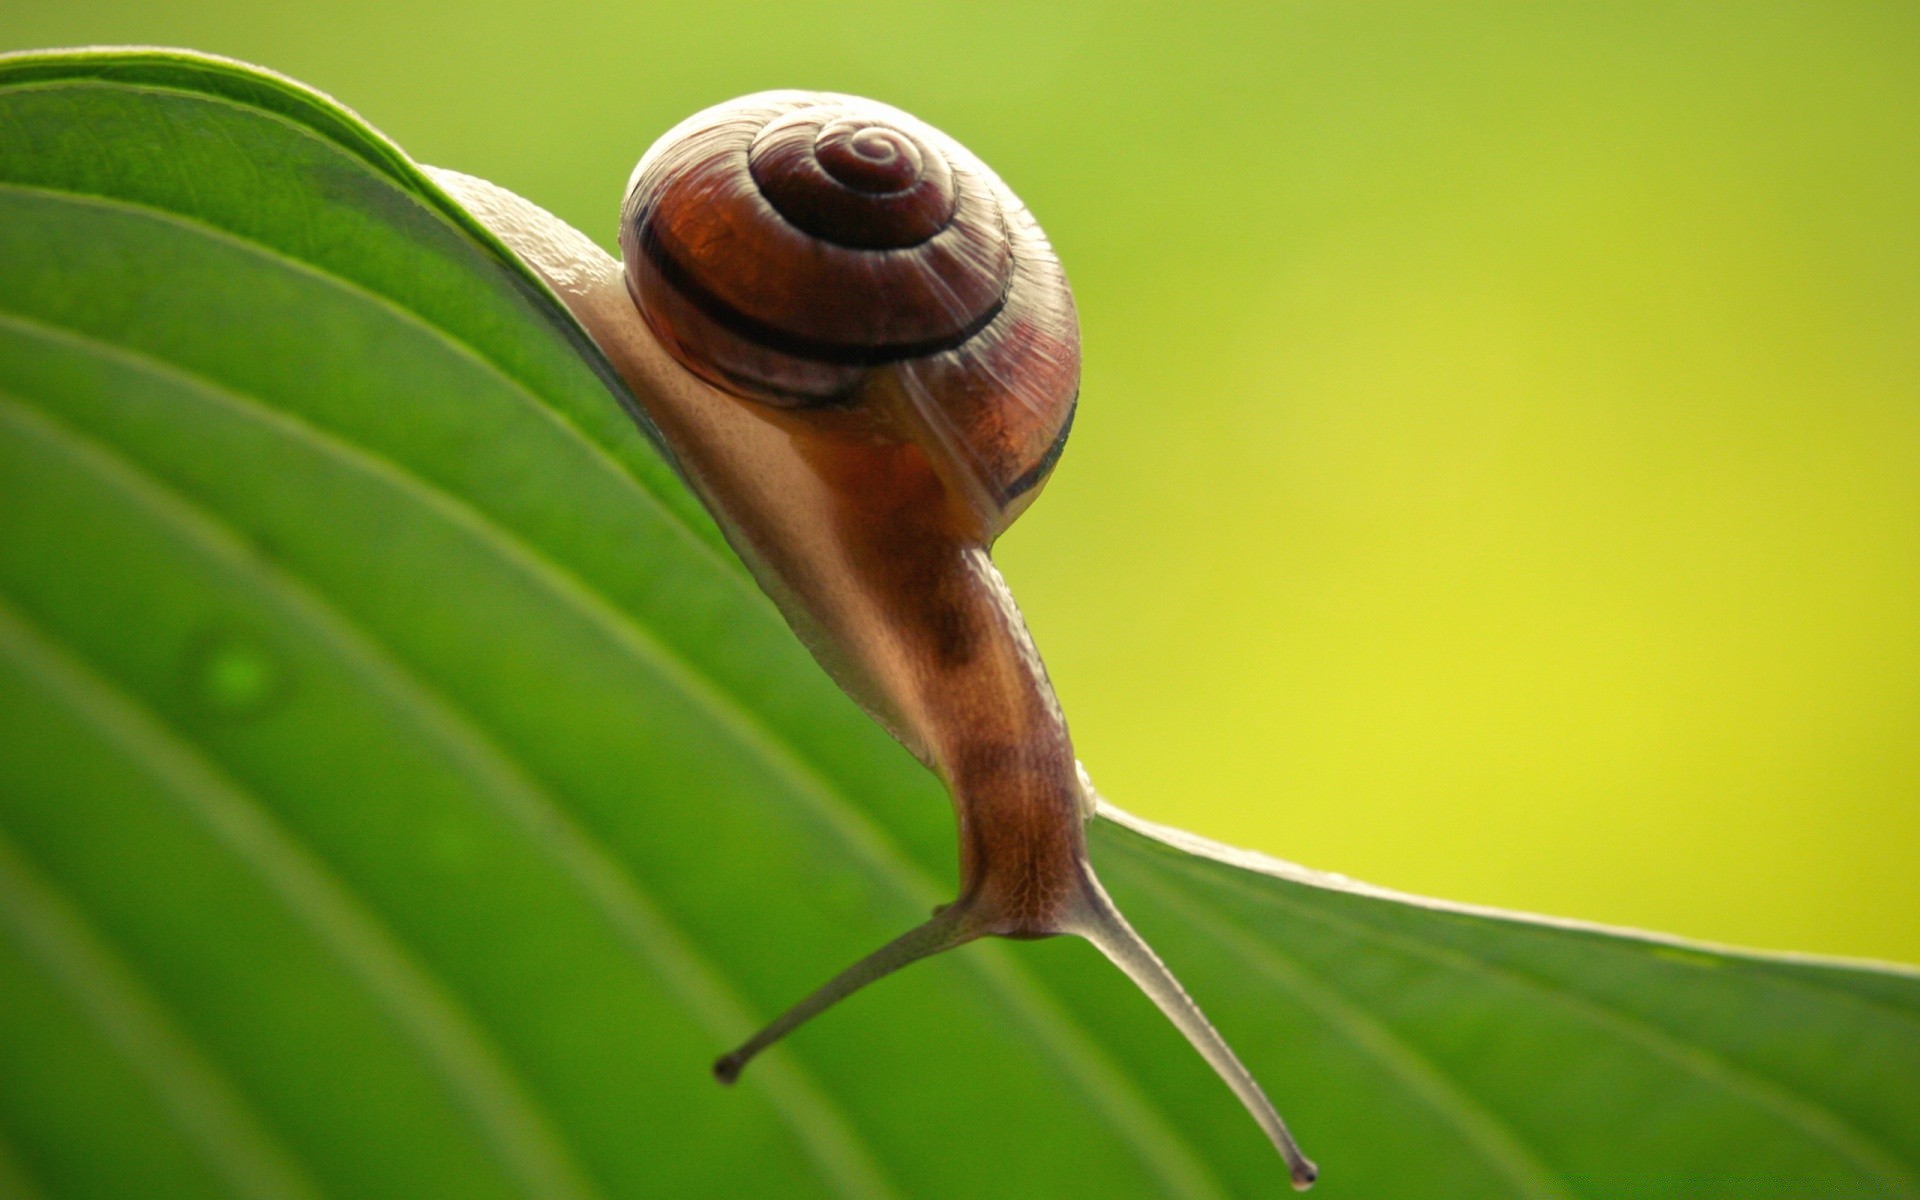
617,93,1081,770
433,92,1314,1189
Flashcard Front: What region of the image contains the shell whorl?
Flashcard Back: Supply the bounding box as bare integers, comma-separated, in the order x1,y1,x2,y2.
619,91,1079,534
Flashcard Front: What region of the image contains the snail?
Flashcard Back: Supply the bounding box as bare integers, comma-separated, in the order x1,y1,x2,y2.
432,92,1316,1189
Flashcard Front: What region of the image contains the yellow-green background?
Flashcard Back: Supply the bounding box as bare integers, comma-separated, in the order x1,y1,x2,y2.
4,2,1914,964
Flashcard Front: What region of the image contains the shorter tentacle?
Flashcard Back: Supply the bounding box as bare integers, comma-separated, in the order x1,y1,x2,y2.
714,901,985,1084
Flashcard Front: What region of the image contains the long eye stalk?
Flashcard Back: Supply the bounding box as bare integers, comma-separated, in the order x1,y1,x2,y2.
1069,878,1319,1189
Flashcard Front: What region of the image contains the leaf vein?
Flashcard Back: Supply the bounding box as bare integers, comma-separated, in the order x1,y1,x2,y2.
1141,845,1920,1197
0,307,1228,1200
1119,862,1579,1200
0,581,604,1200
0,822,326,1200
0,177,739,585
0,377,903,1200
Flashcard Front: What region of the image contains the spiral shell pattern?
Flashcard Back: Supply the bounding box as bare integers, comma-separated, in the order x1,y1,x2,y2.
620,91,1079,532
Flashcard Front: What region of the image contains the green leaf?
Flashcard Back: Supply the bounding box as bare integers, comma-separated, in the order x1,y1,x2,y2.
0,46,1913,1200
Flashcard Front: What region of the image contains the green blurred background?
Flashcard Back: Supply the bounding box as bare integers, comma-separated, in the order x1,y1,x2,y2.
3,2,1914,965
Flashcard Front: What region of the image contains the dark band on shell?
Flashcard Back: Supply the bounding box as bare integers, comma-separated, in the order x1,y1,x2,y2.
620,91,1080,531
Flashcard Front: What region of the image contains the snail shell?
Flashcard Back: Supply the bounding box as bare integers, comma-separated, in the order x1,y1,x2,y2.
619,91,1079,538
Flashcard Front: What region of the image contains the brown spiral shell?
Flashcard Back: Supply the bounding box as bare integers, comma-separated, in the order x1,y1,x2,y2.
619,91,1079,532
